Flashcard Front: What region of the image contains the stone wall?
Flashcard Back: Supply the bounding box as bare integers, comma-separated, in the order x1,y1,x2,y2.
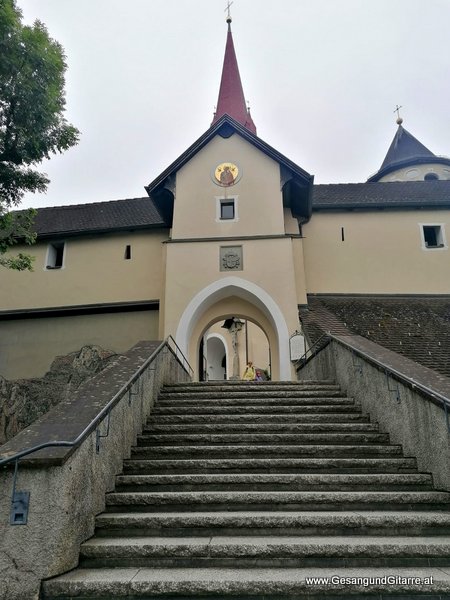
0,346,117,445
298,335,450,491
0,340,190,600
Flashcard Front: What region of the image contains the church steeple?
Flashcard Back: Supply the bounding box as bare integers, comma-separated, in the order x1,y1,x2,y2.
378,122,435,173
367,114,450,182
212,13,256,134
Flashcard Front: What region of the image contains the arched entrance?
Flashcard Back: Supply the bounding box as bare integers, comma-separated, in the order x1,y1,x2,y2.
202,318,270,381
175,276,291,380
204,333,227,380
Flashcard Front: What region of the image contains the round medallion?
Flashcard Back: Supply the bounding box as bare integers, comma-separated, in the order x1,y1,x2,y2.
213,162,241,187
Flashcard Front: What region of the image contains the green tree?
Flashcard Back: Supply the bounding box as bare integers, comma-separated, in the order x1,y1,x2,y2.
0,0,79,269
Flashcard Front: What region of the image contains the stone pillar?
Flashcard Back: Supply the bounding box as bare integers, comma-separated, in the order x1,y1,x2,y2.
229,318,243,380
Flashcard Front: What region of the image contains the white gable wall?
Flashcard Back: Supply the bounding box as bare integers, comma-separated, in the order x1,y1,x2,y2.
171,133,285,239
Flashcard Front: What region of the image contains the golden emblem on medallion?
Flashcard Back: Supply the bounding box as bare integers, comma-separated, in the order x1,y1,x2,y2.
214,162,239,187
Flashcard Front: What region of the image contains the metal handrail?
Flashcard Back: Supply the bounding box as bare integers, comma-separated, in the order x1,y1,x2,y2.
166,334,194,378
296,331,450,433
294,333,331,368
329,333,450,413
0,336,192,470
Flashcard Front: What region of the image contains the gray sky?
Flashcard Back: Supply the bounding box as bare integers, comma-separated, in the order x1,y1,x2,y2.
16,0,450,209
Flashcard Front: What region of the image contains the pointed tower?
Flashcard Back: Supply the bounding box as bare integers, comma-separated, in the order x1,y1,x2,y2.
368,116,450,182
212,14,256,134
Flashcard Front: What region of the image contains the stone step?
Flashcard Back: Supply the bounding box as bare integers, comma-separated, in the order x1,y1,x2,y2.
152,405,363,415
145,422,380,434
157,397,352,407
41,566,449,599
162,380,337,391
95,509,450,537
152,413,371,424
158,390,346,400
78,535,450,568
104,490,450,512
114,473,432,493
129,444,402,460
136,432,389,447
122,456,418,475
95,510,450,538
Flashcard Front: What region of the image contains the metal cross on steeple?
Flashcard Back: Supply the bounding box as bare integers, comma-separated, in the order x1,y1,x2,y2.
394,104,403,124
225,1,234,20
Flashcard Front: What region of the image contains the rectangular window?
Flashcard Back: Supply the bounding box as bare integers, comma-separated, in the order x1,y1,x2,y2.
220,200,235,220
422,225,445,249
46,242,65,269
124,245,131,260
215,195,238,222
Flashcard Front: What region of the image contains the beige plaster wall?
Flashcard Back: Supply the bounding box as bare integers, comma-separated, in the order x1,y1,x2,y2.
0,230,168,310
292,238,308,305
302,210,450,293
247,321,271,374
283,208,300,235
0,311,159,379
166,239,300,324
171,133,285,239
378,163,450,182
164,237,300,341
157,241,168,339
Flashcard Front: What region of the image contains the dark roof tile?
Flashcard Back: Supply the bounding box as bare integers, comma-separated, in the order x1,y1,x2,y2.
28,197,167,238
367,125,450,182
380,125,435,171
312,180,450,209
300,295,450,379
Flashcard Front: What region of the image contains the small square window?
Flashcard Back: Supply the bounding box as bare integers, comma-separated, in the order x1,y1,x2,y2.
215,195,238,222
124,245,131,260
220,200,235,220
423,225,444,248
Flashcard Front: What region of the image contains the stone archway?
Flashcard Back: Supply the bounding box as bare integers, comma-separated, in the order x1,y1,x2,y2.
205,333,228,380
202,317,270,381
175,276,291,380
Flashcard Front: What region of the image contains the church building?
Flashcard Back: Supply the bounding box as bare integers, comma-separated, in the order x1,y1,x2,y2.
1,15,450,382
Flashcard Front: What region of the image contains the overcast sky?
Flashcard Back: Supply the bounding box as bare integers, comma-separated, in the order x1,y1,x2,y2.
16,0,450,209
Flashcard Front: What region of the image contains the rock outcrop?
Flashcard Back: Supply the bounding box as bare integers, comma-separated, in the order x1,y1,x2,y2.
0,346,117,444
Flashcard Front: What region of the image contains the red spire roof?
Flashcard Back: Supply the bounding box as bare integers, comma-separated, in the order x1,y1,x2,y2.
212,20,256,134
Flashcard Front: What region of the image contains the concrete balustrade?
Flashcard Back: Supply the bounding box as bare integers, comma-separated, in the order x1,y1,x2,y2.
0,340,190,600
298,334,450,492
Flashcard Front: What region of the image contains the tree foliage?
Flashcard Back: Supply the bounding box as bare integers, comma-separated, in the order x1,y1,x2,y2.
0,0,79,269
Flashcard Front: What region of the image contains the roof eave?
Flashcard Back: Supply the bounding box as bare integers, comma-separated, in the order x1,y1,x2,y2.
313,202,450,211
33,222,168,241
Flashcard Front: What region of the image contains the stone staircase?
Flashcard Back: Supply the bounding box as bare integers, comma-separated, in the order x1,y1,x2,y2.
42,381,450,599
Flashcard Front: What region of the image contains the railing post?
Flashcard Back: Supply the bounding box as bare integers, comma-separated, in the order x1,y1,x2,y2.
9,459,30,525
385,370,401,403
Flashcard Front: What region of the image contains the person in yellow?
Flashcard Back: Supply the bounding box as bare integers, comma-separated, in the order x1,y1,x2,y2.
242,361,256,381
